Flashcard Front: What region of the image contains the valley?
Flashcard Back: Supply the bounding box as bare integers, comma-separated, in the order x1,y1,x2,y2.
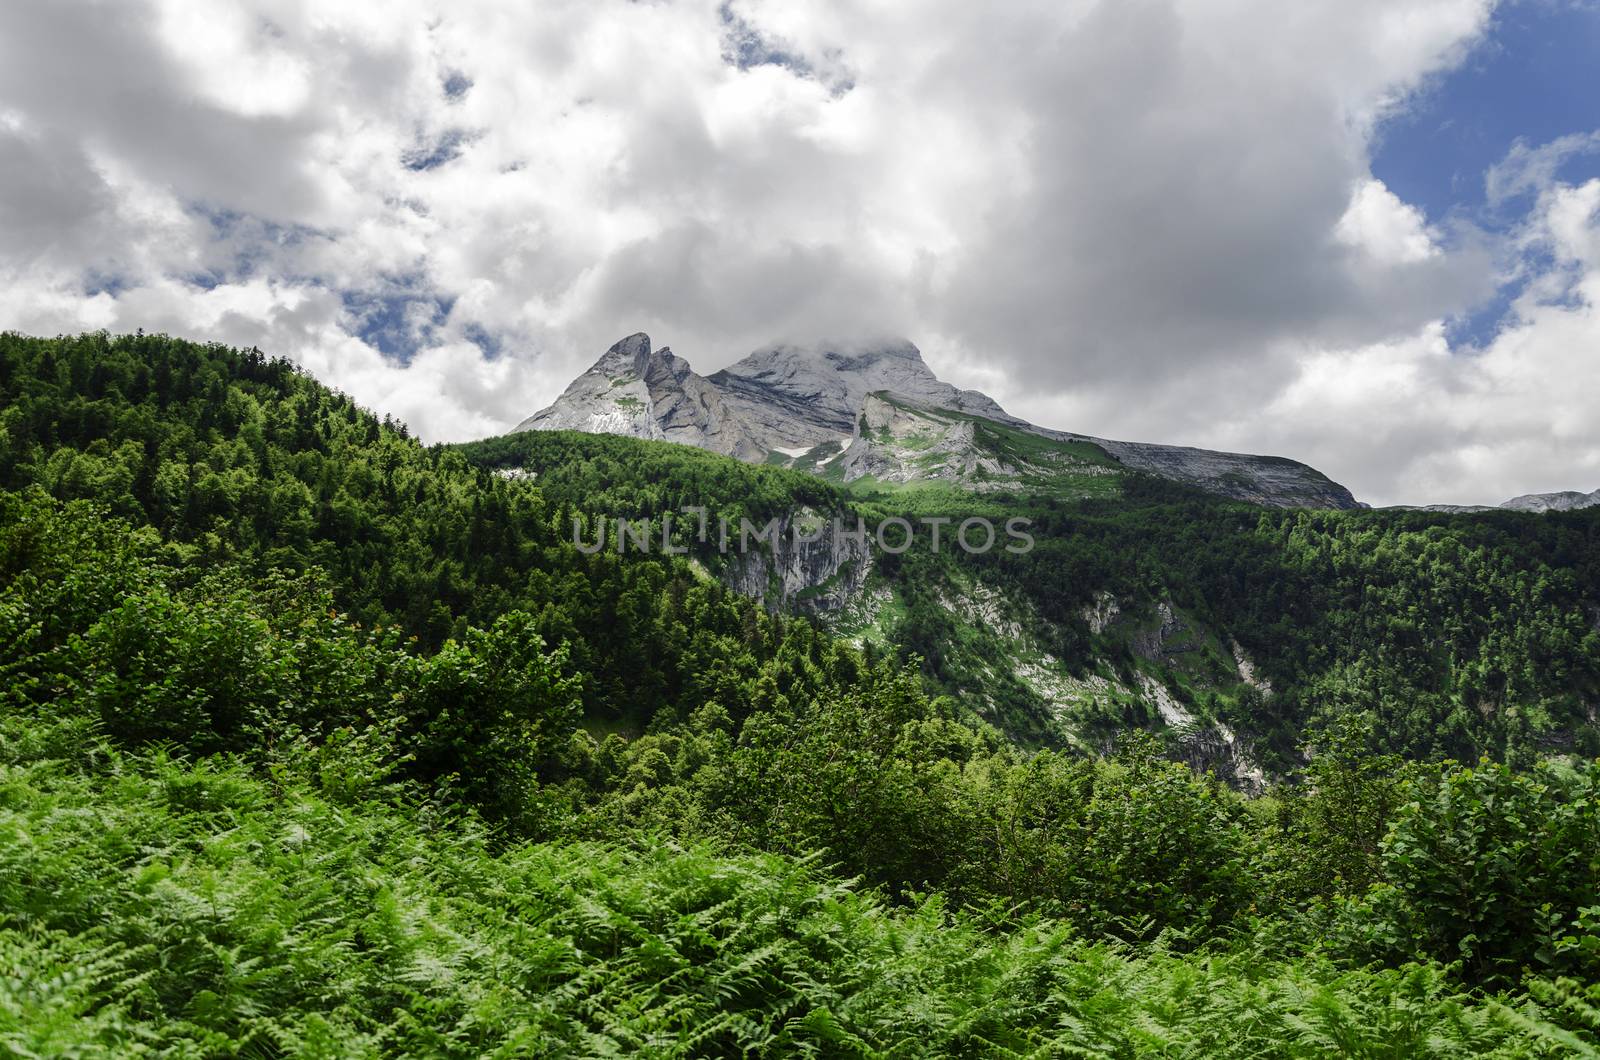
487,333,1600,777
3,330,1599,1055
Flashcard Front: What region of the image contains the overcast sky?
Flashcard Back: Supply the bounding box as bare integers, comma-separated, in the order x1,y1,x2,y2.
1,0,1598,505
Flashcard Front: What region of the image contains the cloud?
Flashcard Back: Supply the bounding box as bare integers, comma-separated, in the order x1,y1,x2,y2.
0,0,1594,503
1212,174,1600,506
1337,179,1441,266
1486,131,1600,207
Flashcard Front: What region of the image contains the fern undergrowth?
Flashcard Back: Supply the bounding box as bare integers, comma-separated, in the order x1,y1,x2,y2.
2,715,1595,1057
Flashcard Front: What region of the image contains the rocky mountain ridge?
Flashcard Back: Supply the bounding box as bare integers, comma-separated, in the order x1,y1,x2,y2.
1394,487,1600,515
517,333,1359,508
1503,488,1600,512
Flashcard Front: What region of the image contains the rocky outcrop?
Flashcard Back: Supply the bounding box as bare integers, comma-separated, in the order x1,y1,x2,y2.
834,394,1022,487
1131,601,1204,664
515,334,768,459
516,332,1361,510
1083,438,1358,509
718,507,873,613
1231,640,1272,696
1501,488,1600,513
1388,487,1600,514
515,333,666,440
708,340,1010,447
1399,503,1497,513
1174,720,1268,794
1079,592,1121,635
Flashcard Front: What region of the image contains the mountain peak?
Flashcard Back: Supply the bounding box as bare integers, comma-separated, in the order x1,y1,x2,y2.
832,337,924,362
590,332,654,376
733,338,926,374
516,332,1360,509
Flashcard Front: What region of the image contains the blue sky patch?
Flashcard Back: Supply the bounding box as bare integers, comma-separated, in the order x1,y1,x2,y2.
342,278,457,362
442,70,473,103
402,129,471,171
82,271,129,298
1373,1,1600,222
1372,0,1600,346
718,2,813,76
462,322,503,358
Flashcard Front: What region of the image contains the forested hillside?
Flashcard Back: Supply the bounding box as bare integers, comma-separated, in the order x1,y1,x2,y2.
3,331,1600,1055
461,427,1600,771
0,330,856,732
955,484,1600,765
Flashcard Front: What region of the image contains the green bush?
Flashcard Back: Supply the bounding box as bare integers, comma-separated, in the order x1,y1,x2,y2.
1333,758,1600,985
1,718,1589,1057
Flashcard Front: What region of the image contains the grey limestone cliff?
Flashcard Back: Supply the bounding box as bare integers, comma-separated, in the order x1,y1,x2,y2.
1391,487,1600,515
516,332,1360,509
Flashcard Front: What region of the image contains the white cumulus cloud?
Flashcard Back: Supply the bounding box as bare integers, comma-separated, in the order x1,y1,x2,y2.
0,0,1595,505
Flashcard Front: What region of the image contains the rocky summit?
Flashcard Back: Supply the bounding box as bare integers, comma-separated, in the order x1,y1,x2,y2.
516,333,1360,509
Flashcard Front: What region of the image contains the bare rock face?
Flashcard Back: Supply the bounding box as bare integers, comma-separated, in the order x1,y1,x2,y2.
708,340,1010,448
515,334,765,459
1078,437,1359,509
1500,488,1600,513
1390,487,1600,515
835,393,1023,488
515,333,665,441
719,507,874,613
515,332,1361,509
